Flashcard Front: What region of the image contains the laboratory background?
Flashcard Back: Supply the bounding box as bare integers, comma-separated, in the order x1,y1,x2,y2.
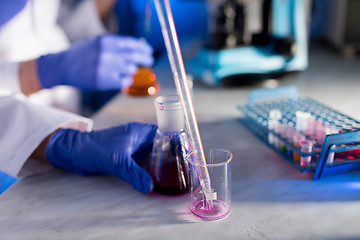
2,0,360,239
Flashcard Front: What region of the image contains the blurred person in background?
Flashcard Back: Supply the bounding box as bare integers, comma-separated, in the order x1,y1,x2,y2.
0,0,158,194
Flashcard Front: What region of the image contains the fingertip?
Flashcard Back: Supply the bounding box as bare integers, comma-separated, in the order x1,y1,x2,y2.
128,161,154,194
137,122,158,138
151,123,158,130
120,76,133,89
128,64,138,75
131,53,155,68
141,177,154,194
110,36,154,55
141,56,155,68
134,172,153,194
149,124,158,136
138,38,154,54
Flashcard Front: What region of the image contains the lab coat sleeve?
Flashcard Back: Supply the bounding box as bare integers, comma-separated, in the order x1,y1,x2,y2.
58,0,107,43
0,62,21,92
0,91,93,178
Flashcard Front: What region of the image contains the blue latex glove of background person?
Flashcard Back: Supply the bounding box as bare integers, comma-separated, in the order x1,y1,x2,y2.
37,34,154,90
45,122,157,193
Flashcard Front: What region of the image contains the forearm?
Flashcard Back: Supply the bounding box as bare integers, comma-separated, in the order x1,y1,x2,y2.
19,60,42,96
95,0,117,21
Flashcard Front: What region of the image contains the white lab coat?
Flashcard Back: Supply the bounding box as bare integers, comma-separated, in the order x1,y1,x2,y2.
0,0,107,178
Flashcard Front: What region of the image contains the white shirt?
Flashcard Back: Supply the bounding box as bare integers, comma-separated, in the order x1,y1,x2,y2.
0,0,106,178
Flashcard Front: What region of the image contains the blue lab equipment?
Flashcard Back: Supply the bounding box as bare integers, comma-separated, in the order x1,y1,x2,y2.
114,0,208,55
239,86,360,180
186,0,309,87
0,172,17,194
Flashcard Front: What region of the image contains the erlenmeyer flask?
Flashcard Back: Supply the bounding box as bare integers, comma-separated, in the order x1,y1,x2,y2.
123,67,160,96
149,95,190,195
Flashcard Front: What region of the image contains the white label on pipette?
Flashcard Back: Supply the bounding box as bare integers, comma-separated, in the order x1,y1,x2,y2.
205,190,217,200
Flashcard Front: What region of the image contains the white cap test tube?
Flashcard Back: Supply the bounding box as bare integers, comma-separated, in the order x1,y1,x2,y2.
295,111,311,135
268,109,282,146
299,140,315,167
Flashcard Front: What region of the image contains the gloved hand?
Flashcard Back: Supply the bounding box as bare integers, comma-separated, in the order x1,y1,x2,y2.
37,34,154,90
45,122,157,193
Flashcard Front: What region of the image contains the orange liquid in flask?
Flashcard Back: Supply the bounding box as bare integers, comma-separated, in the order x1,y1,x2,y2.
123,67,160,96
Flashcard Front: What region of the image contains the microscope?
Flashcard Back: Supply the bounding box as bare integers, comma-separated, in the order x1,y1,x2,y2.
185,0,309,87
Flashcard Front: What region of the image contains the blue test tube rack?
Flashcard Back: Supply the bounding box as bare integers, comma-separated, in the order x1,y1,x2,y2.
238,86,360,180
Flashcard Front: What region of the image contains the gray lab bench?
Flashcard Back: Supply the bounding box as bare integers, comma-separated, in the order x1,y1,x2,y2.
2,45,360,239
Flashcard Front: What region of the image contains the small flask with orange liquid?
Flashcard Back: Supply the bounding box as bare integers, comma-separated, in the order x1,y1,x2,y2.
123,67,160,96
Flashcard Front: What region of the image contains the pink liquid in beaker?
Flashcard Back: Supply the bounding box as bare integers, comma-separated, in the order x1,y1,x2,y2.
191,199,230,221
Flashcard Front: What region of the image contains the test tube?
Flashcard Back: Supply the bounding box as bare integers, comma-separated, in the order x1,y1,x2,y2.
293,132,305,162
295,111,303,132
299,140,315,167
279,123,287,153
286,124,295,157
307,115,316,138
315,121,323,143
268,119,278,145
295,111,311,135
316,124,333,145
154,0,213,206
273,123,282,149
268,109,282,146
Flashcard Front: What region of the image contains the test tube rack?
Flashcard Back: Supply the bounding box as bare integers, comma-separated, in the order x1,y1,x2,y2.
238,86,360,180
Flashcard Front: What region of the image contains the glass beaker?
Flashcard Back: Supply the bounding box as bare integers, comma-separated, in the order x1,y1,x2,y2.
185,147,232,221
123,67,160,96
149,95,190,195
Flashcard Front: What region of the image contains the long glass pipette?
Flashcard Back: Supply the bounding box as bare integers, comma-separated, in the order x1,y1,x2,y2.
154,0,214,207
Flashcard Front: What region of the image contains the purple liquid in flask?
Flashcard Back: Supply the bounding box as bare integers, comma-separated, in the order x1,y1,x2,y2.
149,131,190,195
149,95,190,195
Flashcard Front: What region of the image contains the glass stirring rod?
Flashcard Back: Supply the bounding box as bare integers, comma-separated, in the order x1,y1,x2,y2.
154,0,215,207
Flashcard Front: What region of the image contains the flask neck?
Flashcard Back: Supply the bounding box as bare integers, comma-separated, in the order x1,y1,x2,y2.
154,95,184,132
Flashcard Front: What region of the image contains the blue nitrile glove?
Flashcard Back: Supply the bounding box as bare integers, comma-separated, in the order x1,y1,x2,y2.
45,122,158,193
37,34,154,90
